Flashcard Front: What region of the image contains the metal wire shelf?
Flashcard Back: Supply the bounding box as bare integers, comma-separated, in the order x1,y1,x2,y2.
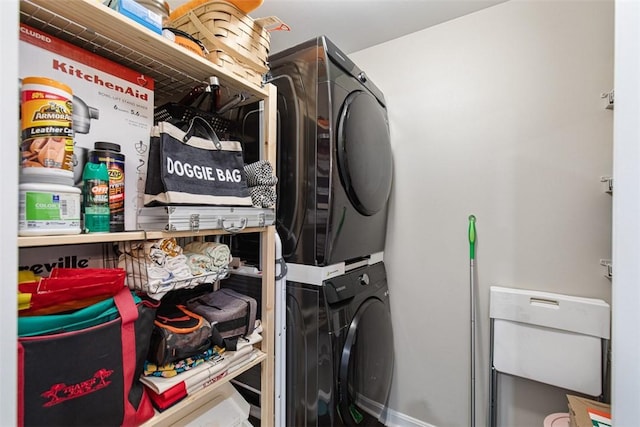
19,0,268,105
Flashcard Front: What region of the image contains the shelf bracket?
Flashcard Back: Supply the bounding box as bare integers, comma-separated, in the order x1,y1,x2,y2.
601,90,614,110
600,259,612,280
600,176,613,194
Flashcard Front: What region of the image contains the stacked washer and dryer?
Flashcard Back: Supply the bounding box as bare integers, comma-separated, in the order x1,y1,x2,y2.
269,36,395,427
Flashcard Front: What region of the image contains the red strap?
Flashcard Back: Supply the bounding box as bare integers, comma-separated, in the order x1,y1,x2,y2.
17,343,24,427
114,287,138,325
113,287,139,426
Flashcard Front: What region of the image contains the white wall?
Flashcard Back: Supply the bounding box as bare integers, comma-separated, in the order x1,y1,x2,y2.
351,1,614,426
612,0,640,425
1,0,18,425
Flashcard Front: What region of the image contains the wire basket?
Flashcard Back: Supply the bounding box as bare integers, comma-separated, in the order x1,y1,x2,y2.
113,238,232,297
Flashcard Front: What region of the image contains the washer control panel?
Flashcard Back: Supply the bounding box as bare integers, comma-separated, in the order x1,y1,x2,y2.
323,262,386,305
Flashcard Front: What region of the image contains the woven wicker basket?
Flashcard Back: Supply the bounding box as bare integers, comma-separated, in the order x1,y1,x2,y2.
169,1,270,85
206,51,264,85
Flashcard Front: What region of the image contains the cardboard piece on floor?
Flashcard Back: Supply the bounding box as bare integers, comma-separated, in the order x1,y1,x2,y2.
566,394,611,427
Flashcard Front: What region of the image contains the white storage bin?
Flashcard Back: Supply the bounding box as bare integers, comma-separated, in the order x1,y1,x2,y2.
175,382,251,427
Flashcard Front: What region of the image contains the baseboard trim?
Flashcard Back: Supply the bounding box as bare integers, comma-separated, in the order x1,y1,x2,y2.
354,394,435,427
381,406,437,427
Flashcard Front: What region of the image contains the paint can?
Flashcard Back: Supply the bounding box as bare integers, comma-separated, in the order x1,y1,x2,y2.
89,142,125,232
20,76,74,182
19,182,81,236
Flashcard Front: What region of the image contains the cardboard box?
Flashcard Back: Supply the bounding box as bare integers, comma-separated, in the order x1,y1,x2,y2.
19,244,107,277
19,23,155,231
567,394,611,427
104,0,163,34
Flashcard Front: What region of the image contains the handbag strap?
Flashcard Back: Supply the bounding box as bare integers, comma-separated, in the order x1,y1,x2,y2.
182,116,222,150
113,287,140,426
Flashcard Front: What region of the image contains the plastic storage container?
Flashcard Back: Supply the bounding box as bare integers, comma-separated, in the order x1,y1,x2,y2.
20,76,74,182
19,182,81,236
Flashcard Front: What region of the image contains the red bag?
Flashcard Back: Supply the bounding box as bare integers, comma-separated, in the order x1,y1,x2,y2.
19,268,126,316
18,287,158,426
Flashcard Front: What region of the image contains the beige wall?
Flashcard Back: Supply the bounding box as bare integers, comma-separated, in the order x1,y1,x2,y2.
351,0,614,425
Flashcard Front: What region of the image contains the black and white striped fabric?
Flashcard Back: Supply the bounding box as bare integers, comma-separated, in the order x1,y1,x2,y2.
243,160,277,208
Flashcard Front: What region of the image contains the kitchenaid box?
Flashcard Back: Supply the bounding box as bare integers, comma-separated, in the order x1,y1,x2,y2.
19,23,154,231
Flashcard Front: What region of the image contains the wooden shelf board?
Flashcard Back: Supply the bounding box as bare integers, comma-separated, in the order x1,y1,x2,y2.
18,227,268,247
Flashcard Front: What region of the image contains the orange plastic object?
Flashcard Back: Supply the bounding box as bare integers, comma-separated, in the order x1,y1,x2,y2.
170,0,263,20
175,34,205,56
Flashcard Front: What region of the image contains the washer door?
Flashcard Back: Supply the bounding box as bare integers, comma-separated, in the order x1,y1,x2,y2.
337,91,393,216
338,297,394,425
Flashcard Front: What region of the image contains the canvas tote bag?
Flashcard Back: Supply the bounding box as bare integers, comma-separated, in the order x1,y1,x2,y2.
144,117,252,207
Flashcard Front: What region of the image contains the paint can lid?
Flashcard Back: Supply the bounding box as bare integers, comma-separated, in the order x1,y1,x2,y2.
22,76,72,95
94,141,121,152
20,167,74,186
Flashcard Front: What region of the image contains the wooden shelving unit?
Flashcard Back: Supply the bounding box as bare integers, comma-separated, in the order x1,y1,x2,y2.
18,1,277,425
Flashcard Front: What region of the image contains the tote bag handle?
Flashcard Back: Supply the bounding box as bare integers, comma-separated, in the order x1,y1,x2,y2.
182,116,222,150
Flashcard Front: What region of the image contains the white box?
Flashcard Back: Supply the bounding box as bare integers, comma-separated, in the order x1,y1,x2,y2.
176,383,251,427
19,23,155,231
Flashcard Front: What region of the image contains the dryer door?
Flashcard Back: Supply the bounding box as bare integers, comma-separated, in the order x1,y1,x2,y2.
338,297,394,425
337,91,393,216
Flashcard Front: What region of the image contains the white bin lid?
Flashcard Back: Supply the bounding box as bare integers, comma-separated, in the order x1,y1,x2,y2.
490,286,610,395
490,286,610,339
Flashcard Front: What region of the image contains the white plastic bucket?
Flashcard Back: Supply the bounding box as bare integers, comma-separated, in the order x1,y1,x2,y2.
19,182,81,236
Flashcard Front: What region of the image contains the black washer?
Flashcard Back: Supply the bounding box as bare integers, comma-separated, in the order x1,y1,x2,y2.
286,261,394,426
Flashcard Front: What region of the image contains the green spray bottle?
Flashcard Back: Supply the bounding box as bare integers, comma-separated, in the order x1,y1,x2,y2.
83,162,110,233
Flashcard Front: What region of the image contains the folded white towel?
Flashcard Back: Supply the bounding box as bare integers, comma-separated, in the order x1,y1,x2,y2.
148,247,166,266
170,264,192,281
154,238,183,257
183,242,231,267
184,252,213,276
118,253,170,292
118,241,166,266
165,254,188,271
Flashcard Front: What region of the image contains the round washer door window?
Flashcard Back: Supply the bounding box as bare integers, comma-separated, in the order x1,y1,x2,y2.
337,91,393,216
338,297,394,425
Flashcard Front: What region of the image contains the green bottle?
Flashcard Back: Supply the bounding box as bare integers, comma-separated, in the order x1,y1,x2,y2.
83,162,110,233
